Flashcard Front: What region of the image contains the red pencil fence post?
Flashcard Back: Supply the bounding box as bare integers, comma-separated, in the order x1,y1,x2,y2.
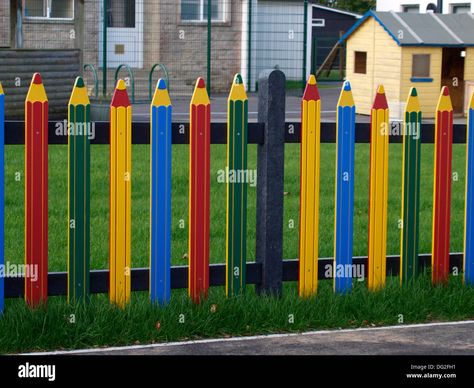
25,73,49,307
432,86,453,285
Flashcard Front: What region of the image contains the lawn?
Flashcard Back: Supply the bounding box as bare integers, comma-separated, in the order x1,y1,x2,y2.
3,142,467,271
1,142,471,353
1,276,474,353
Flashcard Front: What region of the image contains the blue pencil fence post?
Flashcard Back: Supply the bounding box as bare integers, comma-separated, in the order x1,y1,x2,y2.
465,92,474,286
150,79,172,304
0,83,4,313
334,80,356,294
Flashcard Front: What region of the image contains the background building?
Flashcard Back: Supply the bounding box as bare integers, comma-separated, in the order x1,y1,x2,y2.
376,0,473,13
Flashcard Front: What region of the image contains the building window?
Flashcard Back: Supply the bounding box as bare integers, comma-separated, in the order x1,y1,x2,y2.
181,0,227,22
402,4,420,13
312,18,325,27
25,0,74,20
354,51,367,74
412,54,431,78
107,0,136,28
452,3,472,13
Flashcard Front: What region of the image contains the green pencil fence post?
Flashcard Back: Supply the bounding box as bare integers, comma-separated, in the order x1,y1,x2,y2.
400,88,421,284
226,74,249,296
68,77,91,303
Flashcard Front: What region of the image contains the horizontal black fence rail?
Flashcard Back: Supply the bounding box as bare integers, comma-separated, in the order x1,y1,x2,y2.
2,70,468,299
3,121,467,145
4,254,464,298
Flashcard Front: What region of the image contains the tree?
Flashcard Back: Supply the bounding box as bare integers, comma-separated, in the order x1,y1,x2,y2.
316,0,376,14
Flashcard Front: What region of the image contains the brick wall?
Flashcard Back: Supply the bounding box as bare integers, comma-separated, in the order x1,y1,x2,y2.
0,1,10,47
159,0,243,93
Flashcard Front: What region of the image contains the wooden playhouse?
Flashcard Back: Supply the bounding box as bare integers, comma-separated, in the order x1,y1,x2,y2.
340,11,474,118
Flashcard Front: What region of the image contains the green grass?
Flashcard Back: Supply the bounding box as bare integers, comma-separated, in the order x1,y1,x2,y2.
1,143,471,352
3,143,467,270
1,276,473,353
313,69,345,82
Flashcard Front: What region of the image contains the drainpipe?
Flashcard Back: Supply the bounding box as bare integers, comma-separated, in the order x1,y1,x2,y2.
437,0,444,13
102,0,108,97
16,1,23,48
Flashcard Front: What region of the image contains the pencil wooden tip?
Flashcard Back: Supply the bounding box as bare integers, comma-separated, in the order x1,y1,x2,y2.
303,76,320,101
373,85,388,109
111,81,131,107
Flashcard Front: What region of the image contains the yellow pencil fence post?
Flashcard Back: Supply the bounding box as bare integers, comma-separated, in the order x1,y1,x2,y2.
298,75,321,297
368,85,389,290
109,79,132,307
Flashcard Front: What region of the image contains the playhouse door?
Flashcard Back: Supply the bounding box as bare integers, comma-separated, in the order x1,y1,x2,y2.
442,48,465,113
100,0,144,69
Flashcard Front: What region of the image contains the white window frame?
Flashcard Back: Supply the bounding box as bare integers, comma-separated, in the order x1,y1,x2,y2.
401,4,420,13
451,3,472,13
312,18,325,27
180,0,228,23
24,0,75,21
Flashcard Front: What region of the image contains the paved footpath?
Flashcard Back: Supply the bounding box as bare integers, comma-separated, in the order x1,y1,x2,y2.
27,321,474,356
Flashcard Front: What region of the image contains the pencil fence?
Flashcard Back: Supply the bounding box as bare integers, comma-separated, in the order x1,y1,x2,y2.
0,70,473,312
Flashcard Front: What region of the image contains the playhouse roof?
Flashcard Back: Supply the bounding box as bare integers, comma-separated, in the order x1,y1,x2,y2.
340,10,474,47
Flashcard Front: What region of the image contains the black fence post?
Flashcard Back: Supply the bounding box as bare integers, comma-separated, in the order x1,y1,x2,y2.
256,69,286,295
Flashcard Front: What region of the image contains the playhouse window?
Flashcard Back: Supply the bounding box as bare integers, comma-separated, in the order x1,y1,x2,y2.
354,51,367,74
412,54,431,78
25,0,74,20
181,0,227,22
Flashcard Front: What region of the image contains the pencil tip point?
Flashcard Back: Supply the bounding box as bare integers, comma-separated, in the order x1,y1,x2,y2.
196,78,206,88
116,79,127,90
32,73,43,85
234,74,243,85
442,86,450,96
157,79,167,90
343,80,351,91
410,87,418,97
75,77,85,88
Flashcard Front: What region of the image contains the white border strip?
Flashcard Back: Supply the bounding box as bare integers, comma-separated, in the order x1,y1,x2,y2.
429,13,463,44
20,320,474,356
390,11,423,44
